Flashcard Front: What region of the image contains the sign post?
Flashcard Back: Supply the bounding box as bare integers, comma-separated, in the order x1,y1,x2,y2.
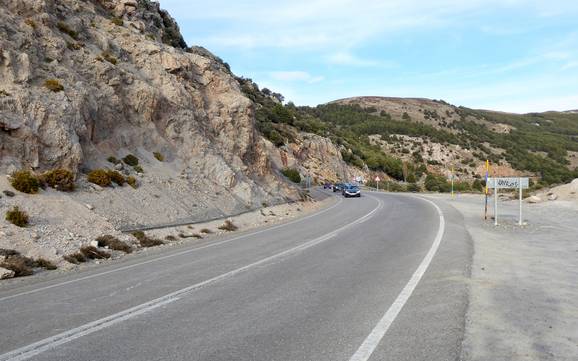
487,177,529,226
450,165,454,198
484,160,490,220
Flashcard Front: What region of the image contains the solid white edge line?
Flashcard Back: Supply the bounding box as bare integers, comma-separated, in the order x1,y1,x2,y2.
0,196,344,303
348,195,445,361
0,196,383,361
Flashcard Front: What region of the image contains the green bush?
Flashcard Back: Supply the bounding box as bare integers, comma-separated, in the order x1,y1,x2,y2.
56,21,78,39
107,170,126,186
111,17,124,26
10,170,40,194
153,152,164,162
107,156,120,164
5,207,29,227
425,174,451,192
41,169,75,192
133,165,144,174
281,168,301,183
101,51,117,65
122,154,139,166
126,176,138,188
87,169,112,187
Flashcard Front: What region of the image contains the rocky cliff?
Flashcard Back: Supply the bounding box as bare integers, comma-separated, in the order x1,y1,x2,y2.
0,0,305,213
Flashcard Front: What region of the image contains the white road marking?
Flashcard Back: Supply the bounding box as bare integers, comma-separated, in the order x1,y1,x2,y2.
348,195,445,361
0,197,383,361
0,197,344,303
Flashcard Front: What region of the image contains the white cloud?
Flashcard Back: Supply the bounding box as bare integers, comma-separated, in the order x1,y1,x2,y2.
326,52,381,67
269,71,324,83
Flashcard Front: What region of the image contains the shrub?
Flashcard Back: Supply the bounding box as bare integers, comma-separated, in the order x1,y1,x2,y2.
281,168,301,183
87,169,111,187
123,154,139,166
10,170,40,193
406,183,421,193
126,176,138,188
153,152,164,162
0,256,33,277
79,245,110,260
218,220,238,232
200,228,212,234
63,252,86,264
25,18,37,29
425,174,451,192
111,17,124,26
132,231,163,247
96,235,132,253
133,165,144,174
107,170,126,186
6,207,29,227
107,156,120,164
0,249,20,257
165,235,177,241
41,169,75,192
101,51,117,65
44,79,64,92
34,258,57,270
56,21,78,39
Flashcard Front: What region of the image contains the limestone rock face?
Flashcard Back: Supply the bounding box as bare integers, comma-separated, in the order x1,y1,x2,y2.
0,0,297,207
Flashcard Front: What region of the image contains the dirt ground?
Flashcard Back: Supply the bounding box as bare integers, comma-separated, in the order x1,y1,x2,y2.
429,193,578,361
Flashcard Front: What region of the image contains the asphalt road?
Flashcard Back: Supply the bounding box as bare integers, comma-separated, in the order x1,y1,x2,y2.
0,191,472,361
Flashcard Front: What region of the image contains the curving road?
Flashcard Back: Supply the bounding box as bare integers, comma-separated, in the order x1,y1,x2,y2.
0,191,472,361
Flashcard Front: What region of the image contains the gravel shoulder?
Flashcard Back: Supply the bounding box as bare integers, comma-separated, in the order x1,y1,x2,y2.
429,193,578,361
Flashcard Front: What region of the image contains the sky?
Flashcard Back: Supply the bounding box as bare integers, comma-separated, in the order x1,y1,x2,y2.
159,0,578,113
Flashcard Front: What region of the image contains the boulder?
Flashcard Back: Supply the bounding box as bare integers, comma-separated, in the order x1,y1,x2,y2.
526,195,542,203
0,267,15,280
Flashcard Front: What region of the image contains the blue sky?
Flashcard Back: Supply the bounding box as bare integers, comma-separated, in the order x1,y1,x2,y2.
159,1,578,113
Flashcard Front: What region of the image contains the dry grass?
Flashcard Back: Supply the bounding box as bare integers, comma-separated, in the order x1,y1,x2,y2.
200,228,213,234
5,206,29,227
96,235,132,253
34,258,57,270
165,235,177,241
56,21,78,39
10,170,40,193
0,256,33,277
44,79,64,92
101,51,117,65
63,252,86,264
79,246,110,260
218,220,238,232
132,231,163,247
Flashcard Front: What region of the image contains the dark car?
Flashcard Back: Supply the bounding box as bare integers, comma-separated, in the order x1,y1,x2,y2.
333,183,345,192
323,182,332,189
342,184,361,198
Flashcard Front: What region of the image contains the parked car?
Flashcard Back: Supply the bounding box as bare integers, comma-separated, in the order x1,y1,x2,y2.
333,183,345,192
323,182,332,189
342,184,361,198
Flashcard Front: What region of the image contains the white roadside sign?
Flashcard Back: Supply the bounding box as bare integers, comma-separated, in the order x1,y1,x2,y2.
487,177,529,226
487,177,529,189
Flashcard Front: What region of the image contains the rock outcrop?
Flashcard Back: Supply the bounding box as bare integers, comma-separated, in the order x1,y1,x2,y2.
0,0,298,210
